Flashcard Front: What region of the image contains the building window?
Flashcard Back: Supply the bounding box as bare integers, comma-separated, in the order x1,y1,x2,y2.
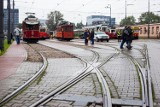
156,26,159,34
140,27,142,34
152,27,154,34
144,27,147,34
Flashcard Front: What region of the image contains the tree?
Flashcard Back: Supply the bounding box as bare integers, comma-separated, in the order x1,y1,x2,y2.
120,16,136,26
17,23,22,29
46,11,64,31
138,12,160,24
76,22,84,29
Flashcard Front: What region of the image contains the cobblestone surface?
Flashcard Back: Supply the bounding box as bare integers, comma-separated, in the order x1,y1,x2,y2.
101,54,141,100
39,41,94,62
44,73,102,107
146,41,160,106
0,62,42,101
5,58,84,106
2,39,160,107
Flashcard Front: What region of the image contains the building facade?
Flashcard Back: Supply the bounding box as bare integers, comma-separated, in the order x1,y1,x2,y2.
3,9,19,33
133,23,160,39
86,15,115,27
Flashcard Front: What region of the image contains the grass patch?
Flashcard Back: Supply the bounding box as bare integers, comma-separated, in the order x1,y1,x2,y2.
0,39,12,56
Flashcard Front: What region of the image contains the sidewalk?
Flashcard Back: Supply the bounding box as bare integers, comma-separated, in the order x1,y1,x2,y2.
0,41,26,80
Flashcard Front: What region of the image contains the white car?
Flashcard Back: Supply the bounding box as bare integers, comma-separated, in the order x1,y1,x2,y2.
94,32,109,42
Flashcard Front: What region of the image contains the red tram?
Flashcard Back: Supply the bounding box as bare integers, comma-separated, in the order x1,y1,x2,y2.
39,26,49,40
22,13,40,43
56,23,74,41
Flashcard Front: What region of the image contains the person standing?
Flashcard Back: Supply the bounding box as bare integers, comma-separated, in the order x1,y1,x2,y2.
117,30,121,42
90,29,94,45
84,29,89,45
126,26,133,49
120,26,128,49
14,27,21,44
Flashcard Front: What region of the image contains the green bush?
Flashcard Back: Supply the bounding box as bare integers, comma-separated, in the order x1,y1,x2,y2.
0,39,12,56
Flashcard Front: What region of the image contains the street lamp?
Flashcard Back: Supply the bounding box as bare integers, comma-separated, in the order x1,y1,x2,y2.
105,4,111,27
7,0,11,44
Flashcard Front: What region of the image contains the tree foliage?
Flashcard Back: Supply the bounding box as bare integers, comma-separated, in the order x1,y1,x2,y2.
17,23,22,29
120,16,136,26
46,11,64,31
138,12,160,24
76,22,84,29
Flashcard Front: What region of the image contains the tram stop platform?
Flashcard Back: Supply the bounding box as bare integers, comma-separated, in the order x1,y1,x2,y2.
0,41,26,80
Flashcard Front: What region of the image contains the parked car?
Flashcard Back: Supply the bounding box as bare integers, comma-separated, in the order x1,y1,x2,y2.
94,32,109,42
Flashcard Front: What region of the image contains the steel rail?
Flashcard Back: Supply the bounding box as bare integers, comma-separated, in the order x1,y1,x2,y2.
30,42,116,107
92,51,117,107
104,45,147,107
30,43,97,107
122,45,153,107
144,44,153,107
71,40,153,107
0,44,48,106
120,49,148,107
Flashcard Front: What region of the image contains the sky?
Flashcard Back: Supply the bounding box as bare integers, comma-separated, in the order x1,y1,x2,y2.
3,0,160,25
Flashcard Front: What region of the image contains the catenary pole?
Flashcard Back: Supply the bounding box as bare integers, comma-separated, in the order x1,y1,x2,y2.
148,0,150,38
7,0,11,44
0,0,4,51
12,0,15,36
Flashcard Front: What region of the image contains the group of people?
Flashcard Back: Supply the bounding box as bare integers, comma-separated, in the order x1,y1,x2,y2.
83,26,134,50
83,29,94,45
120,26,133,50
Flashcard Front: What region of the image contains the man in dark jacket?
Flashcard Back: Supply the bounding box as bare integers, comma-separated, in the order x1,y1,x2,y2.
120,26,133,49
84,29,89,45
120,26,128,49
126,26,133,49
90,29,94,45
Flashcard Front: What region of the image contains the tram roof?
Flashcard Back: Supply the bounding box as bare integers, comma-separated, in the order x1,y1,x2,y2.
23,18,39,25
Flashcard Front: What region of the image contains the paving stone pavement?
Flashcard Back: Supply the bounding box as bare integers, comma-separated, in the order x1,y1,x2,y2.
39,41,94,62
0,61,42,102
4,58,84,107
101,53,140,100
146,41,160,106
44,73,102,107
2,39,160,107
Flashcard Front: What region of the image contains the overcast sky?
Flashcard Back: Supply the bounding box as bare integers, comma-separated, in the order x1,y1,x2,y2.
3,0,160,24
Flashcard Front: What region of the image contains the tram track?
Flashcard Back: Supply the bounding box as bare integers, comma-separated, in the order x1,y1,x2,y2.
0,40,154,107
0,44,48,106
30,41,119,107
107,44,153,107
1,42,100,107
40,40,143,106
56,40,153,107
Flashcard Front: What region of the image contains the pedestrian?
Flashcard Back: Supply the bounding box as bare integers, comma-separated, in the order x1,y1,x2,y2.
14,27,21,44
120,26,128,49
11,32,14,40
126,26,133,50
117,30,121,42
83,29,89,45
90,29,94,45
